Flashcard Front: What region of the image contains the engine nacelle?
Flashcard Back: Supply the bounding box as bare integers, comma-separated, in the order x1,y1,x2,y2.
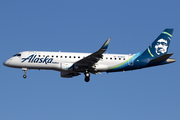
95,64,108,71
61,71,80,78
60,63,74,71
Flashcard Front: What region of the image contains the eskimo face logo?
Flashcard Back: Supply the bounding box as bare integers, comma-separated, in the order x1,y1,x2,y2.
155,39,168,55
21,54,53,64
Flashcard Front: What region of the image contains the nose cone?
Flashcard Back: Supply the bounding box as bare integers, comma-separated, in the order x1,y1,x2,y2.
3,59,11,67
3,60,8,66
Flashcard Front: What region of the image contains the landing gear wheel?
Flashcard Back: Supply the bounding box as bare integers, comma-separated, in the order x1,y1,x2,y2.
22,68,27,79
23,74,27,79
85,77,90,82
84,72,90,82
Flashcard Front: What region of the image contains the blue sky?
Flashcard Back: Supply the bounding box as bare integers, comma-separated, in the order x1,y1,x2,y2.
0,0,180,120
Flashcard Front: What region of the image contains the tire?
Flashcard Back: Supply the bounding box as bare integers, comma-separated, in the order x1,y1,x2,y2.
85,77,90,82
23,74,27,78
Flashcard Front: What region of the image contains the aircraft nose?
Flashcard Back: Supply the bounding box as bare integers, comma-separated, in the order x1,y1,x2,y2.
3,60,8,66
3,59,10,66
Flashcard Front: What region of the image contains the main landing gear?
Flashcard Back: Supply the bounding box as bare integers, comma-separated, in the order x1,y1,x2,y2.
22,68,27,79
84,71,90,82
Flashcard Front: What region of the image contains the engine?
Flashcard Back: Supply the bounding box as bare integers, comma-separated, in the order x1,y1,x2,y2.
95,64,108,71
60,63,74,71
61,71,80,78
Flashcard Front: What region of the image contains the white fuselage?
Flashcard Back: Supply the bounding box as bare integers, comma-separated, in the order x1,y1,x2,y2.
3,29,175,82
4,51,133,72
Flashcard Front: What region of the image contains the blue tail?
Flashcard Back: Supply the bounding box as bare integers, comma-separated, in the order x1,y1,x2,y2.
142,29,173,58
106,29,174,73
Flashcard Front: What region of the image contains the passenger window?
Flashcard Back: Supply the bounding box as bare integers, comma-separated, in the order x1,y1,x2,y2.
123,58,125,60
56,56,58,58
65,56,67,58
52,55,54,57
61,56,63,58
78,56,80,58
43,55,45,57
119,58,121,60
39,55,41,57
106,57,108,59
74,56,76,58
110,58,112,60
47,55,49,57
114,58,116,60
69,56,71,58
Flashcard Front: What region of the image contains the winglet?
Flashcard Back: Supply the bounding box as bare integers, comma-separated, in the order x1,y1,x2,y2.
101,38,111,50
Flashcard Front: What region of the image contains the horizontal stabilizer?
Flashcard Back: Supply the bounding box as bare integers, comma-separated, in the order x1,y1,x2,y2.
150,53,173,63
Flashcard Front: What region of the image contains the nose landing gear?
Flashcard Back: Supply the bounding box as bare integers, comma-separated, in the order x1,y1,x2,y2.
22,68,27,79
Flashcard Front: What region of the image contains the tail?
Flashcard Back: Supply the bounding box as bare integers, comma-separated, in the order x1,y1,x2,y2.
142,29,173,58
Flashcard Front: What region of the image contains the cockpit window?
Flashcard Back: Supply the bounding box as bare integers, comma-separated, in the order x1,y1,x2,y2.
13,54,21,57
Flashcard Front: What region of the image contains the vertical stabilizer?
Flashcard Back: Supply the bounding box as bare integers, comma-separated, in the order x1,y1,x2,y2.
141,29,173,58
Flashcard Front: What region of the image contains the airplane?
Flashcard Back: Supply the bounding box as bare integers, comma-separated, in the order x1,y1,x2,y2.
3,29,175,82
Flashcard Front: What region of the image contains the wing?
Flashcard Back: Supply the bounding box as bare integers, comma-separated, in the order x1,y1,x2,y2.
74,38,111,73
